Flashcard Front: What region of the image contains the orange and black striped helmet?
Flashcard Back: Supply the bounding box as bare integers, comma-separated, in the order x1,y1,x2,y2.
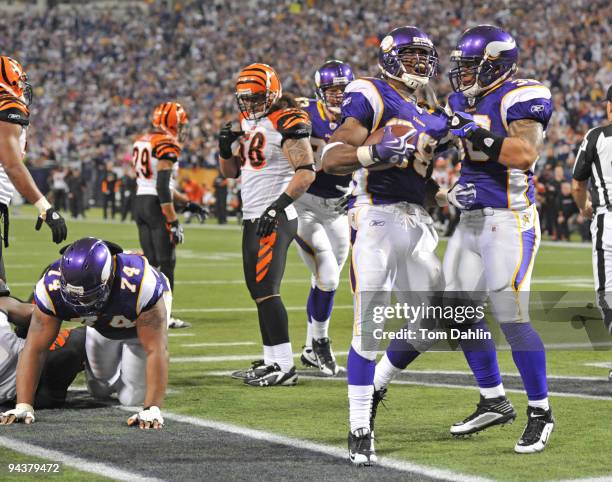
152,102,189,140
0,56,32,106
235,63,282,120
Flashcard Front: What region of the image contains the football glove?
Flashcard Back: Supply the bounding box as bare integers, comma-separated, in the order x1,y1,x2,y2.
449,112,477,138
127,406,164,430
167,220,184,245
218,122,244,159
332,184,351,215
359,126,416,167
182,202,209,222
35,207,67,244
447,182,477,210
256,193,293,237
0,404,35,425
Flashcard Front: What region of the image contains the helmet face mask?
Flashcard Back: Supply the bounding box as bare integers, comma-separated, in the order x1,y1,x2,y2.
314,60,354,115
236,91,272,121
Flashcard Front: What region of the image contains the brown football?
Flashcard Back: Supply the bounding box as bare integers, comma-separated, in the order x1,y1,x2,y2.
363,124,416,171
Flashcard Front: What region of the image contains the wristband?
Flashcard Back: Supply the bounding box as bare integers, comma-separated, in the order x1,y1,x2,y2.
295,164,315,172
273,192,294,210
320,141,344,162
356,145,376,167
468,127,504,162
34,198,51,215
16,403,34,413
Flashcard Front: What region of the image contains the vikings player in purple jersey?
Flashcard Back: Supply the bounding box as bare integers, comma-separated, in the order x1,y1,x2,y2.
322,26,475,466
294,60,354,376
372,25,555,454
0,238,170,430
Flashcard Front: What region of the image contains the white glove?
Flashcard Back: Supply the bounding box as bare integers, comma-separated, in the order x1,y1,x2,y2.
332,184,351,215
0,403,35,425
127,406,164,430
447,182,476,210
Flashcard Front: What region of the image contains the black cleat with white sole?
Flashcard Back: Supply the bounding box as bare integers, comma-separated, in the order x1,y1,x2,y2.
300,346,318,369
311,337,341,376
370,387,387,434
231,359,265,380
244,363,298,387
348,428,376,466
514,406,555,454
451,395,517,436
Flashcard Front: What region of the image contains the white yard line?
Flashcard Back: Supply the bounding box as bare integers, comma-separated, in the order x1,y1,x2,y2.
181,342,256,347
0,435,159,481
168,333,194,337
172,305,353,313
584,362,612,369
116,407,493,482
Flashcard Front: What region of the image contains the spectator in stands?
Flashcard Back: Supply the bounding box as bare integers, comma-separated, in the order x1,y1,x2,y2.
50,167,68,213
213,175,228,225
101,168,119,220
556,182,579,241
66,168,86,219
181,177,204,224
119,168,136,222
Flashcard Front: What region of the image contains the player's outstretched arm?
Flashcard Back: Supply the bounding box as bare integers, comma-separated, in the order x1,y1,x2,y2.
321,118,369,175
282,137,316,201
130,297,168,430
0,307,61,425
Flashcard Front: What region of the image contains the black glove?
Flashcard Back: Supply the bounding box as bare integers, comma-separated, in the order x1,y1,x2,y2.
182,202,209,222
167,220,184,245
35,208,67,244
256,193,293,237
218,122,244,159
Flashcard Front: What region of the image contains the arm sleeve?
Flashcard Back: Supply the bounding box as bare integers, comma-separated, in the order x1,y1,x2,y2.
572,128,598,181
156,169,173,204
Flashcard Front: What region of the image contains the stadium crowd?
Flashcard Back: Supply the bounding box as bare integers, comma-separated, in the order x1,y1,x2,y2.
3,0,610,238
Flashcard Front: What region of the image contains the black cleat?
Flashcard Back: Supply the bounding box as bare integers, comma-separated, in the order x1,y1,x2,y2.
244,363,298,387
370,387,387,434
312,337,341,376
451,395,517,436
348,428,377,466
514,406,555,454
231,359,265,380
300,346,318,368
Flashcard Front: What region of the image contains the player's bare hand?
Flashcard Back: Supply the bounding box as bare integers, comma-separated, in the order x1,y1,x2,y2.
0,405,35,425
127,406,164,430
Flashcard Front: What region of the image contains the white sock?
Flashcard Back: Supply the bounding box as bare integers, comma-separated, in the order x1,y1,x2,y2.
263,345,274,365
271,342,294,372
305,322,313,348
528,398,550,411
480,384,506,399
348,384,373,433
374,354,402,391
311,318,330,340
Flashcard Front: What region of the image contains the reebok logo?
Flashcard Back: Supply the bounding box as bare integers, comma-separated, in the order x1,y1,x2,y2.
484,138,494,147
370,220,385,227
8,113,20,120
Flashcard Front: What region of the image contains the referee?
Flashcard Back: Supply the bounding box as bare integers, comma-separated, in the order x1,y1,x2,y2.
572,85,612,347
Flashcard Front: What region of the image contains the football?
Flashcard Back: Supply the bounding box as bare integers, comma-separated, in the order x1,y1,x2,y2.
363,124,416,171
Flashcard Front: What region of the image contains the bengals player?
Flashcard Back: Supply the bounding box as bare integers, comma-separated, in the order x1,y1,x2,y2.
0,56,67,296
132,102,204,329
220,63,315,387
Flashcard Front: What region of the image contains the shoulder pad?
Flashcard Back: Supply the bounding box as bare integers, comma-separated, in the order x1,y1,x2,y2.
0,95,29,126
151,133,181,162
270,108,312,139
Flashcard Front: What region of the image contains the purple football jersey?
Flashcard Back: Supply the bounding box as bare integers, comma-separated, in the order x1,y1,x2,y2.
34,253,167,340
301,98,351,198
340,77,449,207
448,78,553,210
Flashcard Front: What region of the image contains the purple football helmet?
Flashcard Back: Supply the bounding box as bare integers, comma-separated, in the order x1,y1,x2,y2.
449,25,518,98
314,60,354,114
378,26,438,89
59,237,115,316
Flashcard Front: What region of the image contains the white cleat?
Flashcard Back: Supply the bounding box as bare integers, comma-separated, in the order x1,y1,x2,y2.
168,317,192,329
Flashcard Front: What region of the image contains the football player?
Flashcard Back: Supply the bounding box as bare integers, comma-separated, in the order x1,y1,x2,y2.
371,25,555,454
132,102,206,329
219,63,316,387
322,27,475,465
0,56,67,295
0,237,170,429
294,60,355,376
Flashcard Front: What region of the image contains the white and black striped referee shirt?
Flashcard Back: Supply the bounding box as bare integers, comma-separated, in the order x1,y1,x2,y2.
573,123,612,208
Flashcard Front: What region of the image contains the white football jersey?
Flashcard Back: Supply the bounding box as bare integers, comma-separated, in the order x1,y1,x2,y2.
238,108,311,219
133,132,180,197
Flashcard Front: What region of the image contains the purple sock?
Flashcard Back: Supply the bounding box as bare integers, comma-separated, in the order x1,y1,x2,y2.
500,323,548,401
460,320,503,388
347,346,375,385
306,287,335,323
386,338,420,369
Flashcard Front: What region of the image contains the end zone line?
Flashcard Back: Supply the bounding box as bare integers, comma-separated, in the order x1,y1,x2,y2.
116,407,493,482
0,435,159,482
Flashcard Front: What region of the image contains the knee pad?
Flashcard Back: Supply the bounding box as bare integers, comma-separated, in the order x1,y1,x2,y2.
117,384,145,407
314,252,340,291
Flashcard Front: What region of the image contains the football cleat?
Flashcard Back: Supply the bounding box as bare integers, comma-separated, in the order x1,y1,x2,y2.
244,363,298,387
300,346,318,369
311,337,342,376
451,395,517,436
348,428,377,466
231,359,265,380
370,387,387,434
514,406,555,454
168,317,192,329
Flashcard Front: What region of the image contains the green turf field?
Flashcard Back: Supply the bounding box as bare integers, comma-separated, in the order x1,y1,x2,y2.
0,207,610,481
